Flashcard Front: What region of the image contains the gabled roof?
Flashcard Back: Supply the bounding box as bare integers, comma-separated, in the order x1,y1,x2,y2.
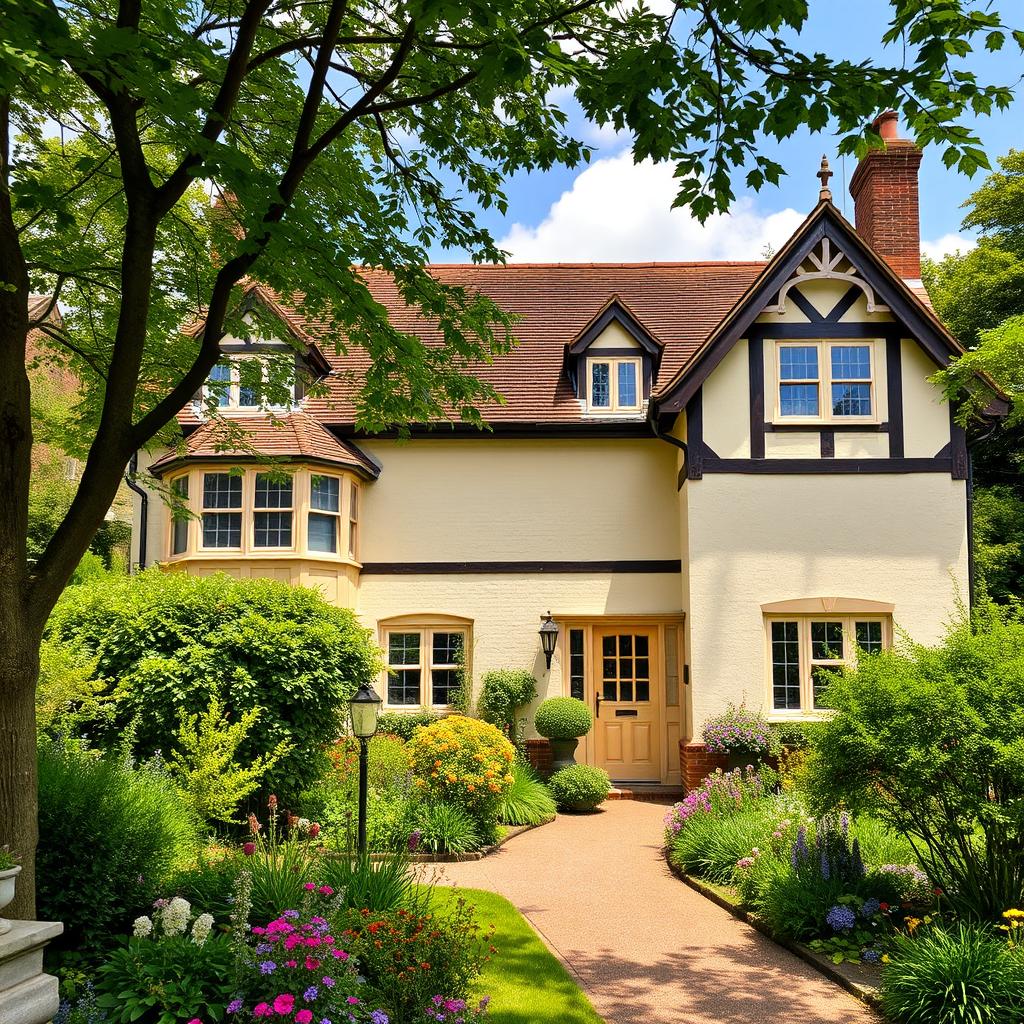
566,294,665,356
151,411,379,478
652,201,1005,415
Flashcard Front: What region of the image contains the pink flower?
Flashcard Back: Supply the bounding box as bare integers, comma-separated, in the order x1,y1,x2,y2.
188,1019,202,1024
285,960,298,968
305,957,320,971
346,997,360,1005
303,883,316,891
243,842,256,857
330,949,349,959
294,1013,313,1024
273,994,294,1015
318,885,333,896
253,1005,271,1018
268,794,278,810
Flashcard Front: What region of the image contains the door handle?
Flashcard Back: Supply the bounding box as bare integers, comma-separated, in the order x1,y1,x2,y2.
595,693,602,719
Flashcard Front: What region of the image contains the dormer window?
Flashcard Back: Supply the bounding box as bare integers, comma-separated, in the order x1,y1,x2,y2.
588,357,642,412
203,356,294,411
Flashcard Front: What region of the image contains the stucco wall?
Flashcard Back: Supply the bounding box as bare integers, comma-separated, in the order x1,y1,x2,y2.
683,472,968,733
357,438,681,563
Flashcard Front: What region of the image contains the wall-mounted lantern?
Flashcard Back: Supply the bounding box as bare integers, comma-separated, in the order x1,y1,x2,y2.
539,611,559,670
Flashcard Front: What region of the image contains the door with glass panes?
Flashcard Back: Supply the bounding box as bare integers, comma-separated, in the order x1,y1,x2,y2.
592,627,661,781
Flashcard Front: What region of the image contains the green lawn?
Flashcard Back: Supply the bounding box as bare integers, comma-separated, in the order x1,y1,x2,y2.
432,887,605,1024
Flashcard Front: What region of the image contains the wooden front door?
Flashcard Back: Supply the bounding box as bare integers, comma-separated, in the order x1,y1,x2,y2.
592,627,661,782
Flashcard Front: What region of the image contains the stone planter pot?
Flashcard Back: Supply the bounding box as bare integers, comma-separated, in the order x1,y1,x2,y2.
548,737,580,773
725,751,764,773
0,865,22,936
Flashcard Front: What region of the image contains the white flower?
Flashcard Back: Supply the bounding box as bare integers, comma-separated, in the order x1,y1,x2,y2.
161,896,192,937
132,915,154,938
191,913,214,946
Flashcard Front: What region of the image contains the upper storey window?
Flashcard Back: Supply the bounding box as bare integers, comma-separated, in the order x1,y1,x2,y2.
776,342,875,422
203,357,294,411
588,357,642,413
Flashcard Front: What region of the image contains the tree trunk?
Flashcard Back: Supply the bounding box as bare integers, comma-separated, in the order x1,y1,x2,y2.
0,627,41,920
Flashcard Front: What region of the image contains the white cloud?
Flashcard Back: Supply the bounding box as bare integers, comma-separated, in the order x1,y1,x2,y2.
920,233,976,262
499,152,805,262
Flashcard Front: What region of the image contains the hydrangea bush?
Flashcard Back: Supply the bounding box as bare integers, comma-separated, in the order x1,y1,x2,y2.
407,716,515,824
701,704,774,755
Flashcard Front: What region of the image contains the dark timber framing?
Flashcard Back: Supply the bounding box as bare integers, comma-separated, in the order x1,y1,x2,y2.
360,559,683,575
886,338,905,458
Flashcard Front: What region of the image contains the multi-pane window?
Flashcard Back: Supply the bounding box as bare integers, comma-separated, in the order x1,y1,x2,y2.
587,357,642,412
253,473,293,548
238,360,262,407
384,628,467,707
171,476,189,555
568,628,585,700
207,363,231,407
201,472,242,548
348,481,359,559
776,341,875,422
600,633,651,702
767,615,889,713
309,474,340,553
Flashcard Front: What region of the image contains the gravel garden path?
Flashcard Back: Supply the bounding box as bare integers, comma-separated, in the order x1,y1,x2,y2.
439,800,879,1024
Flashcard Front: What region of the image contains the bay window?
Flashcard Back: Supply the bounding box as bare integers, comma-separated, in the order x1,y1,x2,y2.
170,475,189,554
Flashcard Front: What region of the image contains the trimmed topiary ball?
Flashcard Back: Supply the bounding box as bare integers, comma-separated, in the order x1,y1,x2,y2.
548,764,611,812
534,697,593,740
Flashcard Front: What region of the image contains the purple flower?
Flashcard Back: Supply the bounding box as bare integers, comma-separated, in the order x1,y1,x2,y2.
227,999,244,1014
304,986,319,1001
283,909,300,919
826,905,857,932
371,1013,389,1024
862,948,881,963
861,897,881,918
408,830,422,853
255,943,273,953
259,960,277,974
820,850,831,881
321,977,335,988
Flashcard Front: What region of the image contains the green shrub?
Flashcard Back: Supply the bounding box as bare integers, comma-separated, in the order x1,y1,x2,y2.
881,925,1024,1024
377,709,442,740
478,669,538,741
37,740,200,952
547,764,610,811
36,637,107,739
808,603,1024,920
533,697,593,740
407,716,515,826
166,850,241,923
168,698,288,825
45,570,381,804
412,800,482,853
496,758,556,825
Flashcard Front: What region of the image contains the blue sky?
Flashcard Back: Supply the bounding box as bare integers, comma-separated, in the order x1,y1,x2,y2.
430,1,1023,264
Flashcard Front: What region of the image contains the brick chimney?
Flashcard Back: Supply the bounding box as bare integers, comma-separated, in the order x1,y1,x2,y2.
848,111,923,280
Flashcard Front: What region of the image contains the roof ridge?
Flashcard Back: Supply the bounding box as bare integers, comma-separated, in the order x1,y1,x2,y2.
420,261,770,269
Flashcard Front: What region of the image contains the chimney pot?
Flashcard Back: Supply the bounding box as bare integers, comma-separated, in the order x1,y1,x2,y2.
874,110,900,142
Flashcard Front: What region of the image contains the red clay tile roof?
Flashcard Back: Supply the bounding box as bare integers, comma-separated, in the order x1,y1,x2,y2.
296,262,768,424
152,412,379,477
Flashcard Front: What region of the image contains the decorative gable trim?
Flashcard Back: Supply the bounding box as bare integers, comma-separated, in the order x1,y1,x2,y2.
567,295,664,356
652,203,978,416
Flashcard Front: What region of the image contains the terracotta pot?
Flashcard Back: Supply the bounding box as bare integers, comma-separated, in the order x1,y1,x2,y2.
0,865,21,936
548,737,580,772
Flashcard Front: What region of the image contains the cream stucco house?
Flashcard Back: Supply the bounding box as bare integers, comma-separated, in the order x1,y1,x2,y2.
130,114,1006,791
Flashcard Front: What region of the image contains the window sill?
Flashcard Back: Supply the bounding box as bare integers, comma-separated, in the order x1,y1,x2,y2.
771,417,880,428
163,550,360,568
766,711,834,723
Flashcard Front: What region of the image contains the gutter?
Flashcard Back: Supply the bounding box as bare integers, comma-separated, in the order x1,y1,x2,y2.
648,405,689,490
125,452,148,570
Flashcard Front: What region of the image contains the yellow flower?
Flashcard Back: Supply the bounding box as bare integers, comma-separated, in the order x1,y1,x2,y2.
905,917,922,934
1003,909,1024,919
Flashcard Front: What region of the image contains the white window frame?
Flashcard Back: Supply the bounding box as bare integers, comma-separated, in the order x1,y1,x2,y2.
587,356,643,412
774,341,878,425
348,480,359,560
765,614,890,716
252,472,294,550
202,355,296,411
383,626,467,709
170,474,190,556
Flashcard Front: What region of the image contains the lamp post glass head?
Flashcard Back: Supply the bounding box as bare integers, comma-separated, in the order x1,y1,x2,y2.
539,611,558,669
350,682,382,739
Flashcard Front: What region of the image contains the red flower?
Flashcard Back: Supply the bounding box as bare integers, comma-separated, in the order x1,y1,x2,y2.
243,842,256,857
933,887,943,896
308,823,321,839
879,903,890,912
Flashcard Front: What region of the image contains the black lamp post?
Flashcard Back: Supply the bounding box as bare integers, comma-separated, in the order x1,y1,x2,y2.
349,682,382,854
539,611,559,670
